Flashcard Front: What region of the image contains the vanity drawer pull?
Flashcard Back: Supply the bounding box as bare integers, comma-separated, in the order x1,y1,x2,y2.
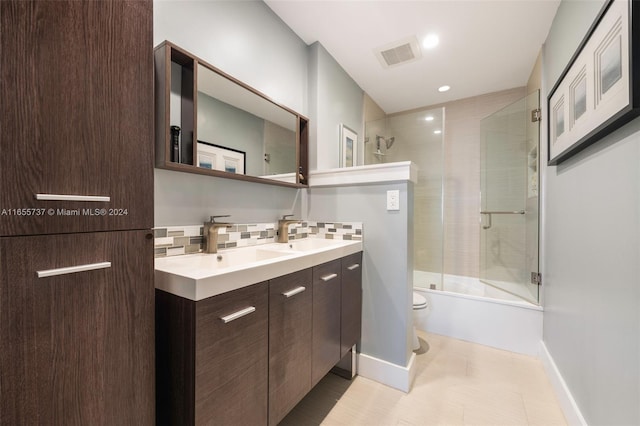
282,286,306,298
35,193,111,202
36,261,111,278
220,306,256,323
347,263,360,271
320,273,338,282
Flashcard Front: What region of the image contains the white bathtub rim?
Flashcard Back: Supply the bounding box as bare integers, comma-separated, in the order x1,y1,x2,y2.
415,287,543,312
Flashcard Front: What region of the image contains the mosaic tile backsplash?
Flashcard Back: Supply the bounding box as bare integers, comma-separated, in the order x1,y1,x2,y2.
154,221,363,258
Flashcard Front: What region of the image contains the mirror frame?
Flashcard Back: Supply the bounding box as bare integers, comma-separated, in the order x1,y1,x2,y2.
154,41,309,188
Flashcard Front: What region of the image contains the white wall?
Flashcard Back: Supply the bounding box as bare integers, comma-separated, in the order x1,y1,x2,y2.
542,1,640,424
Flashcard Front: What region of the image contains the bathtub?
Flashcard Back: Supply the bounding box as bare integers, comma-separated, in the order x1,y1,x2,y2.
413,271,543,356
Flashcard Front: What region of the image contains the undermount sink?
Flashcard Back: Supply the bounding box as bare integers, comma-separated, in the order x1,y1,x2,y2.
155,238,363,301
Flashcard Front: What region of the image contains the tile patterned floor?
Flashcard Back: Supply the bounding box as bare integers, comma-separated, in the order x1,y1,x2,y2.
280,331,567,425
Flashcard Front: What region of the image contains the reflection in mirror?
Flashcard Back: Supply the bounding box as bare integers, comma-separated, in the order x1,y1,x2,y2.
196,64,297,181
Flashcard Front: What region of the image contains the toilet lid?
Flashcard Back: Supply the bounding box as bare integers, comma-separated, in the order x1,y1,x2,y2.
413,292,427,309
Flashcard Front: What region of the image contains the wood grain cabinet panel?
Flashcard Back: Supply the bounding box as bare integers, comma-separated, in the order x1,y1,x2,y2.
311,259,342,386
156,282,269,426
268,268,312,425
0,230,155,425
341,252,363,357
0,0,153,236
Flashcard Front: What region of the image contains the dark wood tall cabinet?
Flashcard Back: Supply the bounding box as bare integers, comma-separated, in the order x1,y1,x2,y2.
0,231,154,424
0,0,153,236
0,1,155,424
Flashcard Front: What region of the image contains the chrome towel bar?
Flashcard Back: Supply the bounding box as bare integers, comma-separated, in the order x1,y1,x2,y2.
480,210,525,215
480,210,525,230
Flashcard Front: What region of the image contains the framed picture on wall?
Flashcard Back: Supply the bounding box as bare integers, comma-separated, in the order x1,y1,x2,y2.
340,124,358,167
548,0,640,165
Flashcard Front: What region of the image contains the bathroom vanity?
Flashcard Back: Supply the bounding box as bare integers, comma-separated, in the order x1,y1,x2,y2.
155,240,362,425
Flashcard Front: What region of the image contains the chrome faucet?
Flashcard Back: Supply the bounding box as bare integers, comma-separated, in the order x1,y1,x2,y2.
203,215,233,253
277,214,301,243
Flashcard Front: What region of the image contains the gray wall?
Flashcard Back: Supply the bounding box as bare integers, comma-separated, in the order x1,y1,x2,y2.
154,1,307,226
155,0,412,371
306,182,413,367
155,168,301,225
542,1,640,424
154,0,308,115
154,1,366,227
305,183,413,368
308,42,365,170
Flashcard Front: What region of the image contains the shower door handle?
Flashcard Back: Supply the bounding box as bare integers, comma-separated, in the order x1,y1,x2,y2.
480,210,525,230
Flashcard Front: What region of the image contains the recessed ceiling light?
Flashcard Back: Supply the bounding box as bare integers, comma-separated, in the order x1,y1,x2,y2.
438,85,450,93
423,34,439,49
425,115,434,122
434,130,442,134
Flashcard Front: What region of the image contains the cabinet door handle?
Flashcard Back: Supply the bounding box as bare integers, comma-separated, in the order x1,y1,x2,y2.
282,286,306,298
347,263,360,271
320,273,338,282
36,261,111,278
220,306,256,323
35,193,110,202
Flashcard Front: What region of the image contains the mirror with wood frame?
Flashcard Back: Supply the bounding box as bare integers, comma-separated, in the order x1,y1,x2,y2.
154,41,308,187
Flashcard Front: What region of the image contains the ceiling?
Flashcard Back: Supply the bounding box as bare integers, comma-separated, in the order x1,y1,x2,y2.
264,0,560,114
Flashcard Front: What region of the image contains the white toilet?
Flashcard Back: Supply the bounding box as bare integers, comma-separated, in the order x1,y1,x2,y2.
412,291,429,350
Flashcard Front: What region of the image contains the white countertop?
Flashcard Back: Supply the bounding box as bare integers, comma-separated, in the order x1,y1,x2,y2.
155,239,363,301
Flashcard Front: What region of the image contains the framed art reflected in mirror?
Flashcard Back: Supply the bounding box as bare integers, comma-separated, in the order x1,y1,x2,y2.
197,141,245,175
340,124,358,167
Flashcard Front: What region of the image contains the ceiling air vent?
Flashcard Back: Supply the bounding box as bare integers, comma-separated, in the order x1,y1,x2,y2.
375,36,422,69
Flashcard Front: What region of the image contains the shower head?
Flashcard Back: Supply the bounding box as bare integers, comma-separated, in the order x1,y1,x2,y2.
385,137,395,150
376,135,395,150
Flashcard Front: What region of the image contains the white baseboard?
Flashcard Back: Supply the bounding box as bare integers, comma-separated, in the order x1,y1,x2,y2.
540,341,587,426
357,352,417,393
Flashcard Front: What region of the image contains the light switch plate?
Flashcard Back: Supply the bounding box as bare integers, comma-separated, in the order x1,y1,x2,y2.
387,190,400,211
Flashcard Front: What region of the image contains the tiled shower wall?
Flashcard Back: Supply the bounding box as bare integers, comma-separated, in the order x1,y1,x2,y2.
154,221,362,257
368,87,526,279
440,88,526,278
479,95,528,285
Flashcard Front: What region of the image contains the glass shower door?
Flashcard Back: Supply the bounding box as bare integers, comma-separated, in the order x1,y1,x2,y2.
479,91,540,304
